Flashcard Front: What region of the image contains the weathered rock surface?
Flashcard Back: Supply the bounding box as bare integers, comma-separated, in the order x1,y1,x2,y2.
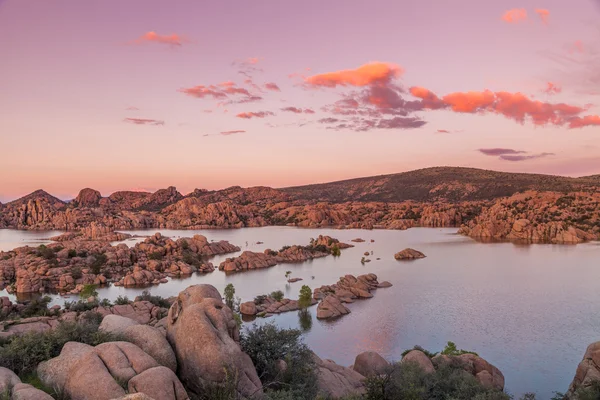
317,295,350,319
219,235,351,273
565,341,600,399
432,353,505,391
313,353,365,398
37,341,188,400
124,324,178,372
394,248,426,260
166,284,262,397
0,368,54,400
402,350,435,374
353,351,391,377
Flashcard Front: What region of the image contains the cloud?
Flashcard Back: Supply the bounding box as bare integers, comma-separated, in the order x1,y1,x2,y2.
500,153,554,161
502,8,528,23
410,86,591,127
126,106,139,111
123,118,164,126
281,106,315,114
318,117,340,124
305,62,403,88
568,115,600,128
435,129,463,133
180,82,262,104
233,57,263,78
132,31,185,46
264,82,281,91
478,148,526,156
319,115,426,131
478,148,555,162
542,82,562,95
236,111,275,119
220,130,245,136
535,9,550,24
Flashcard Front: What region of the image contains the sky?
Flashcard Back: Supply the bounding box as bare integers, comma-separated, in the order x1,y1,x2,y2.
1,0,599,202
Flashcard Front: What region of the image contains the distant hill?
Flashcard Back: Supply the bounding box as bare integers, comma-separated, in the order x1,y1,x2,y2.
281,167,600,203
6,189,66,207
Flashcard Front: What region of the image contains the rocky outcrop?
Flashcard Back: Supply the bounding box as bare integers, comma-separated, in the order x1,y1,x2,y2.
0,367,54,399
51,222,131,242
0,232,239,294
313,353,366,398
240,296,317,317
219,235,352,273
74,188,102,207
353,351,391,377
565,341,600,399
314,273,386,320
402,350,435,374
394,248,426,260
37,341,188,400
166,285,262,398
432,353,505,391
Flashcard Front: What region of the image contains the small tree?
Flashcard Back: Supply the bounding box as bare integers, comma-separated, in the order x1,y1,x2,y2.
331,244,341,257
79,284,98,300
298,285,312,311
285,271,292,280
270,290,284,301
224,283,236,310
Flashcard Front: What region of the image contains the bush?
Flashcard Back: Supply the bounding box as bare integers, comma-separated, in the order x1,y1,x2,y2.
71,267,82,280
401,345,438,358
298,285,312,310
114,295,130,305
67,249,77,258
79,284,98,300
63,299,98,313
36,245,56,260
270,290,284,302
240,322,317,399
364,360,510,400
0,318,122,376
20,296,52,318
441,341,478,357
90,252,107,275
254,294,268,304
148,251,164,261
135,290,170,308
331,244,341,256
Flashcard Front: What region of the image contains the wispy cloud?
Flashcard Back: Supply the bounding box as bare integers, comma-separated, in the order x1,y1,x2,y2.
542,82,562,95
281,107,315,114
131,31,186,46
123,118,164,126
478,148,555,162
535,9,550,24
220,130,246,135
126,106,139,111
264,82,281,92
502,9,528,23
236,111,275,119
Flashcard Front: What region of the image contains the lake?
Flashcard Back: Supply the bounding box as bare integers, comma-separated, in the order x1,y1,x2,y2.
2,226,600,398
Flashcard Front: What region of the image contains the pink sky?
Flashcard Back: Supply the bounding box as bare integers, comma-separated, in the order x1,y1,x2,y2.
1,0,599,202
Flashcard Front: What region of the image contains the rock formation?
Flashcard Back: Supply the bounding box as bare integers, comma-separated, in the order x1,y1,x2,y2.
0,367,54,399
166,285,262,397
353,351,391,377
37,341,189,400
565,341,600,399
394,248,426,260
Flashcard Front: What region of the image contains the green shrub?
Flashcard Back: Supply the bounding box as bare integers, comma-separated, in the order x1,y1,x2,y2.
20,296,52,318
240,322,317,400
36,245,56,260
71,267,82,280
441,341,478,357
135,290,170,308
270,290,284,302
574,380,600,400
67,249,77,258
254,294,268,304
331,244,341,256
298,285,312,310
115,295,130,305
364,360,509,400
90,252,107,275
63,299,98,313
79,284,98,300
148,251,164,261
0,318,122,376
401,345,438,359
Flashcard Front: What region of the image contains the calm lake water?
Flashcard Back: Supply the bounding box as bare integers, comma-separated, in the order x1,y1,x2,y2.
2,226,600,398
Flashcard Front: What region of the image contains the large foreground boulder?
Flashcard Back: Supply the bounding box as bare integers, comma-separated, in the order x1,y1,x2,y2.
0,367,54,399
402,350,435,374
166,284,262,398
37,341,188,400
565,341,600,399
353,351,391,377
313,353,365,398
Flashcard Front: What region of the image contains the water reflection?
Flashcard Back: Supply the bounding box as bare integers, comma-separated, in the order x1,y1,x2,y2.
298,309,313,332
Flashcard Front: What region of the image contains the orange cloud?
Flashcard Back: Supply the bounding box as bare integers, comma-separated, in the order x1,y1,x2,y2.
305,62,403,88
535,9,550,24
502,9,527,23
236,111,275,119
123,118,164,126
568,115,600,128
132,31,185,46
410,86,591,127
542,82,562,95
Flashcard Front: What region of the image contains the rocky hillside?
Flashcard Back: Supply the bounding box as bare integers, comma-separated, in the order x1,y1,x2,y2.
282,167,600,202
